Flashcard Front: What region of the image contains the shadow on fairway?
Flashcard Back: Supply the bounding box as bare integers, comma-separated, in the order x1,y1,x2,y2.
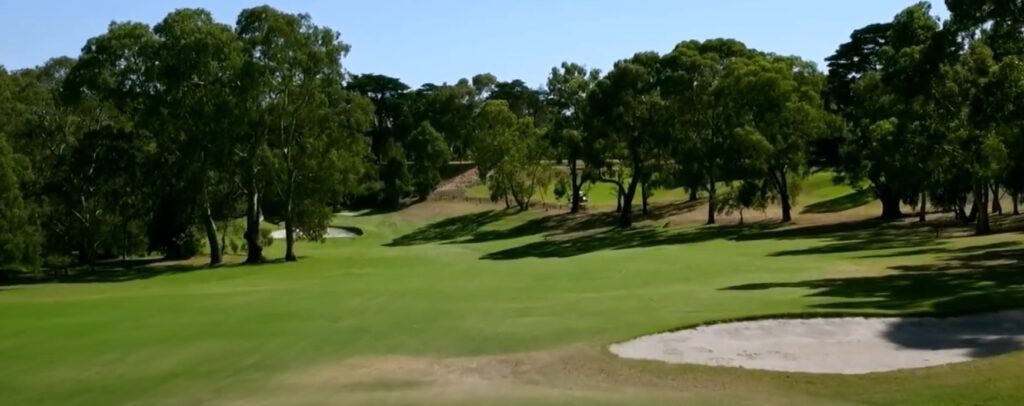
1,257,300,286
801,190,873,214
723,247,1024,314
742,220,944,257
385,209,516,246
387,200,701,247
723,245,1024,358
479,210,1024,261
481,221,779,260
478,217,924,261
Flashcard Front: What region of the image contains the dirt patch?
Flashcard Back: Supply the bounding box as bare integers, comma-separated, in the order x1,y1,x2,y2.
270,227,361,240
611,310,1024,374
431,167,481,199
221,346,765,404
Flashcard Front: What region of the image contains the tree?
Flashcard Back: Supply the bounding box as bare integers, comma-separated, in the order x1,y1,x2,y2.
60,23,160,265
826,3,944,220
724,54,828,222
717,180,770,225
489,79,547,123
412,80,478,159
586,52,664,227
0,134,41,273
947,0,1024,226
954,43,1012,234
406,121,450,200
347,74,414,207
474,100,553,210
661,39,763,225
9,62,82,267
547,62,601,213
237,6,372,262
151,8,245,266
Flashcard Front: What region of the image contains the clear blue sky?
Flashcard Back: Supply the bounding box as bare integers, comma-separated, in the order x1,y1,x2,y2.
0,0,948,88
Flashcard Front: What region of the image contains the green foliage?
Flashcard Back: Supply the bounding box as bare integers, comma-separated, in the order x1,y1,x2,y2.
547,62,601,212
660,40,772,223
716,180,769,224
474,101,554,210
553,176,569,201
0,134,41,271
826,3,945,220
406,121,450,199
585,51,665,225
377,139,412,207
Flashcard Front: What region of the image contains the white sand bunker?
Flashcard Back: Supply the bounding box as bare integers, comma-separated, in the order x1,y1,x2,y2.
270,227,362,240
610,310,1024,374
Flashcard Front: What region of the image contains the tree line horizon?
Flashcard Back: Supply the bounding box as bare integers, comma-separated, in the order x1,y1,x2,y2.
1,1,1021,274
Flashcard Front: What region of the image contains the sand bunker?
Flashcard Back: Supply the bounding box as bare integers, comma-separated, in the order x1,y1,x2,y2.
610,310,1024,374
270,227,362,240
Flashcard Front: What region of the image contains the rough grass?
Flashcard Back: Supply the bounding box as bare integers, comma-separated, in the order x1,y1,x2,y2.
2,177,1024,405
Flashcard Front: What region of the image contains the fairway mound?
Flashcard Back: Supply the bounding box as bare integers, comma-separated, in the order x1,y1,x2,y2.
270,226,362,240
610,310,1024,374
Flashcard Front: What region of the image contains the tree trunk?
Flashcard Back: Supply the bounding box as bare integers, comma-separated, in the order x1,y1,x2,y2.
121,218,129,264
775,169,792,223
616,187,623,213
707,177,717,225
284,179,297,262
688,188,698,202
244,178,263,264
967,196,979,223
619,178,640,228
879,186,903,220
569,160,581,214
956,201,968,223
921,192,929,223
641,180,649,215
220,220,228,257
975,182,991,235
1014,191,1020,215
203,202,222,266
918,192,927,223
991,184,1003,214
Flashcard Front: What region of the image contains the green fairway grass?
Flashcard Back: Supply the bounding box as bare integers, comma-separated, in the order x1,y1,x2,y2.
2,178,1024,405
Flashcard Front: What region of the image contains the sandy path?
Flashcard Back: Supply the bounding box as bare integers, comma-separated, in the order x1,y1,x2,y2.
270,227,359,240
610,310,1024,374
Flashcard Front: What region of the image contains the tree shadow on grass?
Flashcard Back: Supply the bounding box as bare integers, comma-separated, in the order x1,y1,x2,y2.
723,247,1024,314
857,240,1022,259
734,218,1021,258
723,245,1024,358
386,210,516,246
479,210,1024,261
480,216,943,261
753,214,1024,258
1,256,300,287
2,261,204,286
481,221,780,260
387,200,702,247
800,190,874,214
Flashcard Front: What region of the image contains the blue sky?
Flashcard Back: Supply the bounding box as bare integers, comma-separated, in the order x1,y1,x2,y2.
0,1,948,88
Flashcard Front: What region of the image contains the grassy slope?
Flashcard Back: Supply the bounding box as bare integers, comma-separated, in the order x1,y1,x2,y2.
466,172,861,211
2,175,1024,404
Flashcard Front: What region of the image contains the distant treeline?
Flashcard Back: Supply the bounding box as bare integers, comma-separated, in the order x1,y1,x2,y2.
1,1,1022,274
